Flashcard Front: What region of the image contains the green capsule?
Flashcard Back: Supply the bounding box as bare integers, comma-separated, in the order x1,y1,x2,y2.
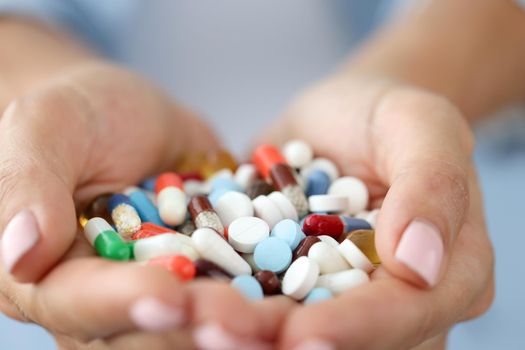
84,217,130,261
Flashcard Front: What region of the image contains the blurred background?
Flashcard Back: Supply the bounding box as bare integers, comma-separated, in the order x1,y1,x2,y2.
1,1,524,348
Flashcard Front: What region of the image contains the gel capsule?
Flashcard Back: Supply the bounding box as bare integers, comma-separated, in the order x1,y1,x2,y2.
253,144,308,217
84,217,130,260
302,214,371,240
188,195,224,234
148,255,196,281
108,194,142,239
155,172,187,226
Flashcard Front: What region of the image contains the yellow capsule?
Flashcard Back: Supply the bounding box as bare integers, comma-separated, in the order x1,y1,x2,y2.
200,149,238,179
347,229,381,266
176,152,207,175
78,194,114,228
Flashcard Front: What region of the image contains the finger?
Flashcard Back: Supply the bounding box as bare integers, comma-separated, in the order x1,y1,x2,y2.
372,89,474,287
2,256,190,341
0,90,92,282
189,280,296,350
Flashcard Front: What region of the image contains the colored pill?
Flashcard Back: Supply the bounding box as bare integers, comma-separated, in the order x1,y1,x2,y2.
132,233,198,262
300,157,340,182
254,270,281,295
246,179,274,199
315,269,370,295
253,237,292,274
124,187,163,226
293,236,321,261
271,219,305,250
343,229,381,265
108,194,142,239
302,214,371,240
140,176,158,192
155,172,187,226
305,169,331,196
282,256,319,300
253,145,308,217
192,227,252,276
231,275,264,300
194,258,233,281
84,217,130,261
131,222,178,240
189,195,224,234
148,255,196,281
303,287,333,304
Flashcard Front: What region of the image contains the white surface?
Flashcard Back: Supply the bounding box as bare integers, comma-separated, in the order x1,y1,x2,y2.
308,194,349,213
228,216,269,253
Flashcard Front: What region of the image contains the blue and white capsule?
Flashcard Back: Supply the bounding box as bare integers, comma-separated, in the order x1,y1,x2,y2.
124,187,163,226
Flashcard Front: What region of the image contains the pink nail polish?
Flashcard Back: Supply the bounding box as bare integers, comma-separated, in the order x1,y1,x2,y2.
193,323,271,350
129,297,185,332
293,338,336,350
395,219,444,286
1,210,41,273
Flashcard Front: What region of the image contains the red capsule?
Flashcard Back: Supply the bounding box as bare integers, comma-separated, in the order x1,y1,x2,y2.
131,222,178,240
253,144,287,179
293,236,321,260
155,172,184,193
148,255,196,281
302,214,344,239
180,172,204,182
254,270,281,295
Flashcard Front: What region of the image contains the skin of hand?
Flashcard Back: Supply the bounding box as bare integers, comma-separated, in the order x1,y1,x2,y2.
260,75,495,350
0,20,296,350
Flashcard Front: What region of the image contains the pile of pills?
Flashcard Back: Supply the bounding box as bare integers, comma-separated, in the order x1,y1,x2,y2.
80,140,380,304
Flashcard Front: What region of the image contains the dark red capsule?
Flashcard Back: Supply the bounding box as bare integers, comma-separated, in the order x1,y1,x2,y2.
302,214,344,239
293,236,321,261
254,270,281,295
194,259,233,281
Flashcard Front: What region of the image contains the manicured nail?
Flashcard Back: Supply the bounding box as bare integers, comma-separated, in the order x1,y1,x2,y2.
293,338,336,350
193,323,271,350
129,297,185,332
395,219,444,286
1,210,41,273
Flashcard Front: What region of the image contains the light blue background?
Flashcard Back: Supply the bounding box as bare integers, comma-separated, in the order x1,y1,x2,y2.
1,1,524,348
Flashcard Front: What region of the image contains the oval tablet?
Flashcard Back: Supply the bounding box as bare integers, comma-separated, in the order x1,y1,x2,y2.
337,239,374,273
282,256,320,300
308,241,350,274
228,217,270,253
252,195,283,229
253,237,292,273
267,191,298,222
315,269,370,295
214,192,254,227
308,194,348,213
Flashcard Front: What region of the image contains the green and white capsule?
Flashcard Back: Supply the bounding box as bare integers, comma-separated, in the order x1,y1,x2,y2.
84,217,130,261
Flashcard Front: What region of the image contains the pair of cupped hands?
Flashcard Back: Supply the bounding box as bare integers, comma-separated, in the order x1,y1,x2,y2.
0,62,493,350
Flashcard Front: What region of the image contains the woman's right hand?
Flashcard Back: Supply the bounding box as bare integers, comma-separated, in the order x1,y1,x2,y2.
0,63,293,349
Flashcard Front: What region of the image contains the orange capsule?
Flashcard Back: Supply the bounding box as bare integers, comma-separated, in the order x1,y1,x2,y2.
148,255,196,281
253,144,287,179
131,223,178,240
155,172,184,193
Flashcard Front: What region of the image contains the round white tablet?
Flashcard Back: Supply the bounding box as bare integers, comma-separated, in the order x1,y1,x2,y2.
268,191,298,221
228,217,270,253
308,194,349,213
252,195,283,229
301,157,340,182
308,242,350,274
337,239,374,273
282,139,314,168
214,192,254,227
315,269,370,295
234,164,258,190
282,256,320,300
328,176,369,215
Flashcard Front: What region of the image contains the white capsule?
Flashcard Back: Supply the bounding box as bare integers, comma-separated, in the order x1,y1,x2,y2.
133,233,198,261
234,164,258,190
228,217,270,253
328,176,369,215
157,187,187,226
282,139,313,168
282,256,320,300
301,157,340,182
214,191,254,227
267,191,298,222
337,239,374,273
252,195,283,229
315,269,370,295
308,242,350,274
192,227,252,276
318,235,340,249
308,194,349,213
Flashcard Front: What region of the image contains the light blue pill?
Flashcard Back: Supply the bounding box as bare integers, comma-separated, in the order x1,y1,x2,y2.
231,275,264,300
306,170,331,197
303,287,333,304
128,190,164,226
140,176,157,192
253,237,292,273
208,187,231,206
210,177,243,193
271,219,306,251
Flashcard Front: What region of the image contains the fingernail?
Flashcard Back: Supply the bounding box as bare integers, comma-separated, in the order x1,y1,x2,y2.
1,210,41,273
293,338,336,350
193,323,271,350
129,297,185,332
395,219,444,286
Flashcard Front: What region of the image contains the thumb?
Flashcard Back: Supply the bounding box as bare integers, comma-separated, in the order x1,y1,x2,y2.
0,90,90,283
373,89,474,288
